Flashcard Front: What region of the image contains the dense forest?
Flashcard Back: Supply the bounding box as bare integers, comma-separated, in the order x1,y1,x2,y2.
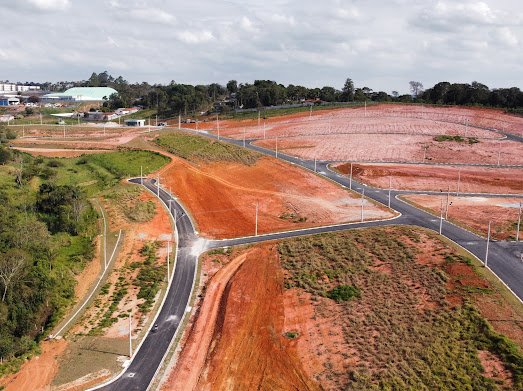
15,71,523,118
0,125,169,374
0,126,96,372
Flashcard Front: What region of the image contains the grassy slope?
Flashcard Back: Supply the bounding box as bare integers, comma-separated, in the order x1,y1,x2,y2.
278,226,523,390
154,131,260,165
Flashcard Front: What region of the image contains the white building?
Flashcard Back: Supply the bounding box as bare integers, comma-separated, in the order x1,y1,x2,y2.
125,119,145,127
0,83,40,93
42,87,117,102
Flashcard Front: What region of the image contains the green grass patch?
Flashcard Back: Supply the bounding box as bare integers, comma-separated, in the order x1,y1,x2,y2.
155,131,260,165
433,135,479,144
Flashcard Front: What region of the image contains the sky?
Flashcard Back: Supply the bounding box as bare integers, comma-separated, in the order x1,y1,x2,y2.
1,0,522,94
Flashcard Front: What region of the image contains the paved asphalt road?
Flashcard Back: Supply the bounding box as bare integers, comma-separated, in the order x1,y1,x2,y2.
96,129,522,391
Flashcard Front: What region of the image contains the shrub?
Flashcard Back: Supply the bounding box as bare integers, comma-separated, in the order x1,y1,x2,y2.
327,285,361,302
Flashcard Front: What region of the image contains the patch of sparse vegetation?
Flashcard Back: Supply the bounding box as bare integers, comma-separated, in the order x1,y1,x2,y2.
155,131,260,165
105,185,156,222
433,135,479,144
135,242,164,313
278,227,523,390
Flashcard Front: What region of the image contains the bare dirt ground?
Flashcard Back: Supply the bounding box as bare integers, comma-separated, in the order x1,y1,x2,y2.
0,339,68,391
161,228,523,390
254,133,523,165
192,104,523,139
334,163,523,194
162,244,319,391
159,155,394,239
402,195,523,240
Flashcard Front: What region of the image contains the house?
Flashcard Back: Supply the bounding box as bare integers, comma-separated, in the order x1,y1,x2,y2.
115,107,140,116
84,111,119,121
124,119,145,127
0,96,20,106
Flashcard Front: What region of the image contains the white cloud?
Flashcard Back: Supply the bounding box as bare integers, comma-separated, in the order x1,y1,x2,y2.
128,8,175,24
14,0,70,11
177,30,215,44
491,27,519,47
269,14,296,26
240,16,258,32
413,1,497,32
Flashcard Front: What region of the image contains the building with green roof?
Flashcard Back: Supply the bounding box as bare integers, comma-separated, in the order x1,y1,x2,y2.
42,87,118,102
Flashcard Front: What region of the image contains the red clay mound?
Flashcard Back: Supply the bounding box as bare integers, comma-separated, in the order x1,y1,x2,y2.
160,156,393,239
163,245,319,391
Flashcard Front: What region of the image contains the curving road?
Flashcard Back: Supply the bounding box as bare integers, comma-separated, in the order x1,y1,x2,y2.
94,129,523,391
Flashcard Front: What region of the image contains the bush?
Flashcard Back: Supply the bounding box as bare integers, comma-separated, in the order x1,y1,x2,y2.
327,285,361,302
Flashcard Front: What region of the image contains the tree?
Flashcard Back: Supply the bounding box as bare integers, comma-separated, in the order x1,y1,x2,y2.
409,81,424,98
0,249,28,302
27,95,40,103
226,80,238,95
342,78,355,101
391,91,399,98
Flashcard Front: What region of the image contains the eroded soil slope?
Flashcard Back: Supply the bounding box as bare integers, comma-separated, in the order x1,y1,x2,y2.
165,227,523,390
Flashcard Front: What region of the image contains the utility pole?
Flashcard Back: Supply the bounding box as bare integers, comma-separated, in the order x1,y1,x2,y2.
485,221,491,267
456,168,461,196
167,241,170,283
129,312,132,357
314,157,317,173
497,141,501,166
445,185,450,220
360,188,365,222
439,197,444,235
178,114,181,129
349,162,353,190
101,206,107,270
263,121,266,139
517,202,522,242
388,176,392,208
258,111,261,127
255,202,258,236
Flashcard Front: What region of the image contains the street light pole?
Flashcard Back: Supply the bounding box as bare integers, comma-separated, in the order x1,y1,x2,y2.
517,202,522,242
349,162,353,190
167,241,170,283
439,197,444,235
360,188,365,222
129,312,132,357
445,186,450,220
314,157,317,173
255,202,258,236
388,176,392,208
456,168,461,196
485,221,491,267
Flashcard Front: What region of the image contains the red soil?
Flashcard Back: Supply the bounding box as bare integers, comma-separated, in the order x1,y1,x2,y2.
403,195,523,239
255,134,523,165
0,339,68,391
163,244,319,391
160,155,393,239
335,163,523,194
163,228,523,391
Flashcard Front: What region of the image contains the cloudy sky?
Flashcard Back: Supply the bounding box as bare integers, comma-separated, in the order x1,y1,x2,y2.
2,0,522,93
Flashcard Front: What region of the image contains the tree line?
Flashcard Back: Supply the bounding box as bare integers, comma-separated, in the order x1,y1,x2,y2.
22,71,523,116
